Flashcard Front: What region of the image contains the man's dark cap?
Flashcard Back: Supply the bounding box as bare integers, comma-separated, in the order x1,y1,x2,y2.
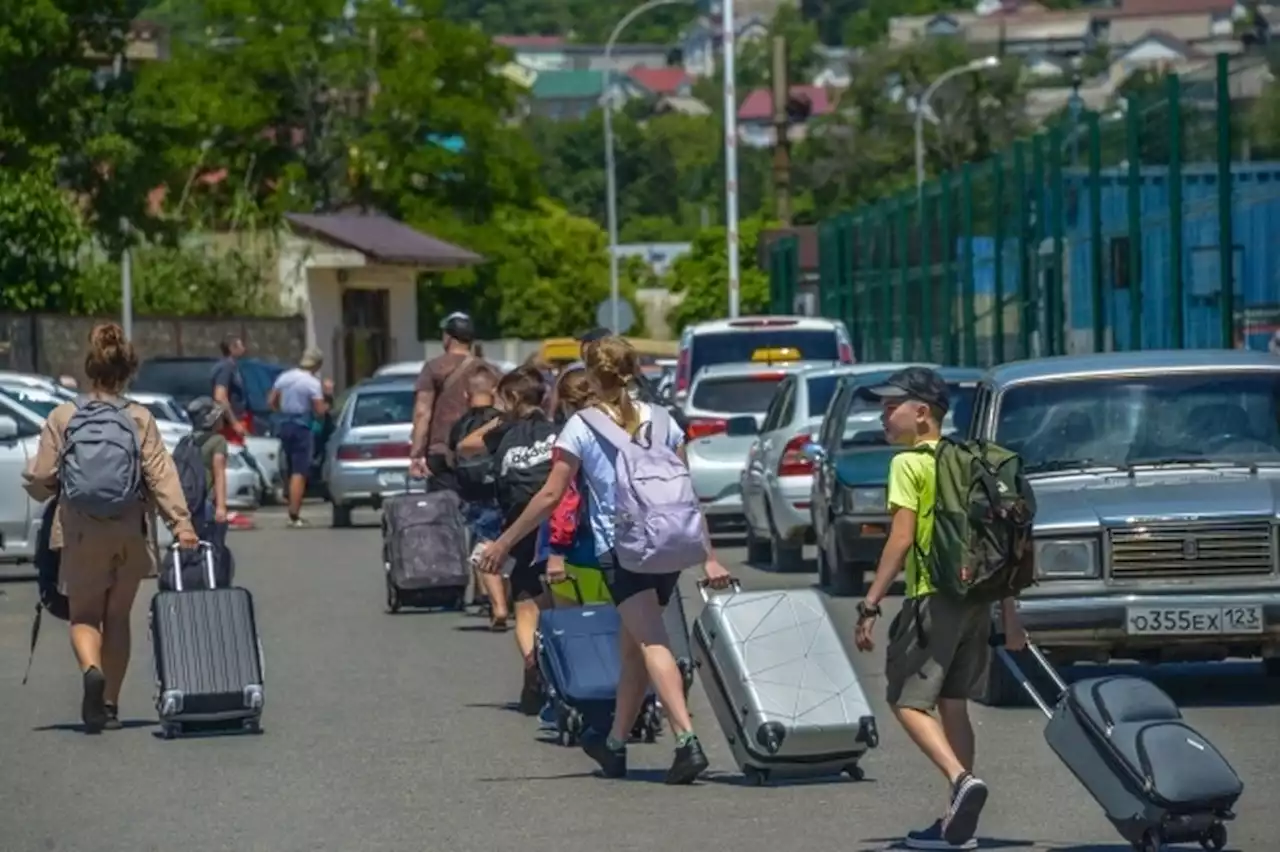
866,366,950,413
441,312,475,343
578,326,611,344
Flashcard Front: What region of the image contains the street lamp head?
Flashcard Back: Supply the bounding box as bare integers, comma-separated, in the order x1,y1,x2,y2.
975,56,1000,70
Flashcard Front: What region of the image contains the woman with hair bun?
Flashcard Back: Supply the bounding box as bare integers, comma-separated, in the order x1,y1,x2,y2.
24,322,198,733
478,335,731,785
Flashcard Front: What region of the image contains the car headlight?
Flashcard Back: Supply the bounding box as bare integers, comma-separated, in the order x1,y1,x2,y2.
1035,539,1099,579
839,486,886,514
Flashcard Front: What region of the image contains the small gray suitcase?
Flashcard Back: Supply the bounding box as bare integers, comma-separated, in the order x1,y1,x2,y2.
693,582,878,785
994,637,1240,852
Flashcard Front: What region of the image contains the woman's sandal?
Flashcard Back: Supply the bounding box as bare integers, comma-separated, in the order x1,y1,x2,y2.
489,614,510,632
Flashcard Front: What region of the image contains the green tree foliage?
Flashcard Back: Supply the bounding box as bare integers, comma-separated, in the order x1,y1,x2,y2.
735,6,822,89
527,109,774,243
74,244,272,315
0,0,170,252
795,39,1029,214
666,217,774,331
0,154,90,312
415,201,647,339
132,0,540,227
436,0,694,45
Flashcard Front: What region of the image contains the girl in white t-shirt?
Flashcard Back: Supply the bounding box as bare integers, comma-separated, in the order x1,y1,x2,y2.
477,337,731,784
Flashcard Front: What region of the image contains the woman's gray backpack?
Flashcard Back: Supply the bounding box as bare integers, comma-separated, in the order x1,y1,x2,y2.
59,398,143,518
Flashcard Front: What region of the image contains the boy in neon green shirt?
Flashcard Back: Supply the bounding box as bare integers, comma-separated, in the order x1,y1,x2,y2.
852,367,1025,851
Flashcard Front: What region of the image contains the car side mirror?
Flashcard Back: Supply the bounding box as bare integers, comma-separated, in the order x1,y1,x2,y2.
724,415,758,437
0,415,18,440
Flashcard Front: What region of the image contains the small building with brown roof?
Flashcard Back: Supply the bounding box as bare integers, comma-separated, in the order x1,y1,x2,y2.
280,212,483,388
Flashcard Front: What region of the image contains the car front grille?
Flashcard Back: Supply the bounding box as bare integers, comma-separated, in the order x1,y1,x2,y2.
1108,522,1275,580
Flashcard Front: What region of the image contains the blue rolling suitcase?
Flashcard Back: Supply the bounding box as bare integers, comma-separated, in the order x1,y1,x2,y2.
535,579,660,746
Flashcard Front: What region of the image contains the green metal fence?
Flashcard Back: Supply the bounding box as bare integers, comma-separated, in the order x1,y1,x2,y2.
773,53,1263,366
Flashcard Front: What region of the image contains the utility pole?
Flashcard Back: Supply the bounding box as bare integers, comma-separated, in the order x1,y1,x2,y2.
771,35,792,227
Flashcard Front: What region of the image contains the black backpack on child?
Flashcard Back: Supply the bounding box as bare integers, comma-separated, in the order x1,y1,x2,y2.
494,415,557,520
159,433,234,592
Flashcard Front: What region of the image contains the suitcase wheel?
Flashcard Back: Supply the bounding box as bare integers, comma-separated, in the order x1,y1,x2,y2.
1138,829,1162,852
743,766,769,786
161,722,181,740
242,718,262,735
452,591,467,611
557,708,582,746
385,579,402,614
1200,823,1227,852
842,763,866,782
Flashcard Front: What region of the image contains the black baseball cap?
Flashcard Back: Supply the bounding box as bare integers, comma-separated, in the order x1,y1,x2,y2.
441,312,475,343
578,326,611,343
866,366,950,413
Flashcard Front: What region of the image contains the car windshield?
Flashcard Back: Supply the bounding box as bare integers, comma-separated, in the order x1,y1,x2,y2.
691,375,786,414
350,390,416,427
996,372,1280,472
141,401,181,423
0,386,59,417
842,382,977,444
806,375,842,416
691,329,838,378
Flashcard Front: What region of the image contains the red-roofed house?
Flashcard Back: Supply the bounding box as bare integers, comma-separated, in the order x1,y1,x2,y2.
626,66,692,97
737,86,838,148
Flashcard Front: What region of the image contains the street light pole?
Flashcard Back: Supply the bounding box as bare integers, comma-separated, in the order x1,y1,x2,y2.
721,0,740,317
119,217,133,341
914,56,1000,197
604,0,689,333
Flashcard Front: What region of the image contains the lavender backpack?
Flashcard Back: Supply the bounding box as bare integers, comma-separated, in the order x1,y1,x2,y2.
579,407,708,575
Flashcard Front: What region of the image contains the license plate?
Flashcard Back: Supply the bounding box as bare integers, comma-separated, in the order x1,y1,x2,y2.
1125,605,1264,636
377,470,408,489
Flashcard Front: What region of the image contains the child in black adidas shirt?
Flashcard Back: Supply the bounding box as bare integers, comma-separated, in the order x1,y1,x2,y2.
458,366,557,715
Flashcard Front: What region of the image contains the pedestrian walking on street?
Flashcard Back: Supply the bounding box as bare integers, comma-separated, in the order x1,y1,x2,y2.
853,366,1028,850
458,367,557,714
476,336,732,784
268,348,328,528
23,322,198,733
410,312,481,491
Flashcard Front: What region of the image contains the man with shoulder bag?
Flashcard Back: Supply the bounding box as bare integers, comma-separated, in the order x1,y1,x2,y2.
410,312,481,493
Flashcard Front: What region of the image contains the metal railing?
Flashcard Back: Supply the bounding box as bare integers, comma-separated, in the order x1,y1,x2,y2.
772,54,1280,366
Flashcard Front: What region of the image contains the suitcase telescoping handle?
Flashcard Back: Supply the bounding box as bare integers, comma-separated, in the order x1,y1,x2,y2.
695,577,741,602
168,541,218,592
989,632,1070,718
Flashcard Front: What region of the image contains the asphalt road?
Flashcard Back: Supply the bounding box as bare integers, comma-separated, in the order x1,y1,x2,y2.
1,506,1276,852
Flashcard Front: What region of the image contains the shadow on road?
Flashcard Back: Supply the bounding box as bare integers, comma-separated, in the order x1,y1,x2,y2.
859,839,1034,851
33,719,155,733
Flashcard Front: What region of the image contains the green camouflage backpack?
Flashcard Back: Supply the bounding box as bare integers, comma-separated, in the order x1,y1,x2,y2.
919,438,1037,603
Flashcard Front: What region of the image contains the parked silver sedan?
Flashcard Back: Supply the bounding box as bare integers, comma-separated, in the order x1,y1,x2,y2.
323,379,417,527
740,362,936,572
683,361,828,533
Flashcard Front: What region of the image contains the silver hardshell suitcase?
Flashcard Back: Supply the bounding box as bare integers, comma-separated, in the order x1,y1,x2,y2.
693,583,878,785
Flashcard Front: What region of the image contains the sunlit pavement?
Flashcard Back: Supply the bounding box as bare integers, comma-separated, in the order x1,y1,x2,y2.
1,504,1275,852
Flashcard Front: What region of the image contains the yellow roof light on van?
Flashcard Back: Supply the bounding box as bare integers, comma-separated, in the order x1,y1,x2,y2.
751,347,801,363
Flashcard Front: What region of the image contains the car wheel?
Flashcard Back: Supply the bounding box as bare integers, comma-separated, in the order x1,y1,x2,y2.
828,553,866,598
767,511,805,573
331,504,353,528
978,647,1028,708
745,524,772,565
816,537,832,588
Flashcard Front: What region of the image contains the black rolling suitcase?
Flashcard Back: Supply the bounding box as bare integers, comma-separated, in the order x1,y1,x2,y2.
151,543,265,739
381,489,470,613
993,636,1241,852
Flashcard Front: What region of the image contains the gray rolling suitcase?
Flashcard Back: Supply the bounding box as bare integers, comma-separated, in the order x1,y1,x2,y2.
151,543,265,739
381,489,470,613
693,582,879,785
993,637,1241,852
